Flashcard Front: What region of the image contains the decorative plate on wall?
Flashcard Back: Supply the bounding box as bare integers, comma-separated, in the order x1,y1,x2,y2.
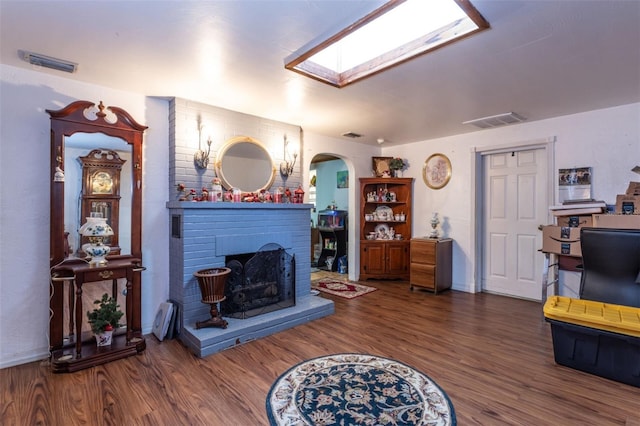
423,153,452,190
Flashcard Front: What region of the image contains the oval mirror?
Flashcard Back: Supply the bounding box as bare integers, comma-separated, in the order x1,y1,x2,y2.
215,136,276,192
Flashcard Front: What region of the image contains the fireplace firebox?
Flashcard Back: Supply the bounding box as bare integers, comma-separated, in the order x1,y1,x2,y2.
222,243,295,319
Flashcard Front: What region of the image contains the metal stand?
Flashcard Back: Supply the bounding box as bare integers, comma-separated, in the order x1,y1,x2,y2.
541,251,559,305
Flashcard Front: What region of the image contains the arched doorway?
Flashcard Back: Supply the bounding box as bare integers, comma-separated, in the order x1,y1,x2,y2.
310,154,349,276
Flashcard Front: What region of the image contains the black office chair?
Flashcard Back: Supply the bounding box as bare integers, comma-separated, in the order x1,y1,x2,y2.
579,227,640,308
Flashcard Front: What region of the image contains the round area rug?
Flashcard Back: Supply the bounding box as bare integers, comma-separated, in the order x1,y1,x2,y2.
266,353,456,426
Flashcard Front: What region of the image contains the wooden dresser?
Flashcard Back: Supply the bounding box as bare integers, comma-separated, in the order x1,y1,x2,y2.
410,238,453,294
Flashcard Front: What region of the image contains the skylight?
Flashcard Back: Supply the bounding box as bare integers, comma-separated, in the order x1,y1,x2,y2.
285,0,489,88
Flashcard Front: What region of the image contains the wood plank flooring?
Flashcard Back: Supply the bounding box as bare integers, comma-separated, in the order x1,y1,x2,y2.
2,277,639,425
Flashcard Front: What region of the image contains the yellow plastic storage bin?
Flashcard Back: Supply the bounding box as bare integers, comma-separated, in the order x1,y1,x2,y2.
543,296,640,387
543,296,640,337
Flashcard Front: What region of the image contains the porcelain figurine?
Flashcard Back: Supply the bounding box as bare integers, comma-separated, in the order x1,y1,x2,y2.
429,212,440,238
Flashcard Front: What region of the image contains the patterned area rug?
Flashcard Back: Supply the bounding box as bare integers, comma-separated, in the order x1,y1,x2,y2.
266,353,456,426
311,279,377,299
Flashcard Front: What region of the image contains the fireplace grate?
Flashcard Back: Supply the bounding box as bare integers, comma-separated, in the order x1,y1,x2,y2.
222,243,295,319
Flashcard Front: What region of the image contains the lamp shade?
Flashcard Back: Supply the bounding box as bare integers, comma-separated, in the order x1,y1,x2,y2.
79,216,114,237
79,216,114,266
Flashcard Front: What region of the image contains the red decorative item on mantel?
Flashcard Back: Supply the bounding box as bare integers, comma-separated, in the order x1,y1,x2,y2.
294,185,305,203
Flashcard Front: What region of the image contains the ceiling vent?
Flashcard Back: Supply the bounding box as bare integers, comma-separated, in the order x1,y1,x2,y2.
342,131,363,138
19,50,77,73
463,112,526,129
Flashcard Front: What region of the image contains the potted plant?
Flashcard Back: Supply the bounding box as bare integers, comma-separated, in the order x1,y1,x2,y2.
389,157,406,177
87,293,124,346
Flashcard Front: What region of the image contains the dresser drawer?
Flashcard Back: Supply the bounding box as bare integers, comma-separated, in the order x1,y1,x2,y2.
410,263,436,289
410,240,436,265
81,268,127,283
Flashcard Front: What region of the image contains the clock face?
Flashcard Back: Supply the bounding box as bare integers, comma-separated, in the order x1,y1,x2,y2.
91,171,114,194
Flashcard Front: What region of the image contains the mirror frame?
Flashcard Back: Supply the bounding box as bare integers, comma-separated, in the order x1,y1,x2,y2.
48,100,147,267
214,136,276,193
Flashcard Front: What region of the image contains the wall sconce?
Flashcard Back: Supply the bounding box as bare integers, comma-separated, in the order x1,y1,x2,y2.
280,135,298,177
194,124,212,169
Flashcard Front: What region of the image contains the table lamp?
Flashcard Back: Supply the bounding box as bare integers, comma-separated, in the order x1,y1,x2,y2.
79,214,114,266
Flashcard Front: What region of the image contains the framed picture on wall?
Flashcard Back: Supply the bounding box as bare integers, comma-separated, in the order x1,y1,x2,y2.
558,166,592,203
337,170,348,188
372,156,392,177
422,153,452,189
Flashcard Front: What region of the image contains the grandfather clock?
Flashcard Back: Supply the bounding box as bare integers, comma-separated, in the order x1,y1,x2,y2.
78,149,126,255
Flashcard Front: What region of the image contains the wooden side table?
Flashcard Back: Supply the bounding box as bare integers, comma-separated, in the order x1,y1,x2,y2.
50,258,145,373
410,238,453,294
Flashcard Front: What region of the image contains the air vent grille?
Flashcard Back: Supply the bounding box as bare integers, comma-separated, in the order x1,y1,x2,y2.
20,50,77,73
463,112,526,129
342,131,363,138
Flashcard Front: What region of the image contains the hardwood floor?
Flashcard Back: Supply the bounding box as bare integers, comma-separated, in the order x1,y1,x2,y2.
2,278,639,425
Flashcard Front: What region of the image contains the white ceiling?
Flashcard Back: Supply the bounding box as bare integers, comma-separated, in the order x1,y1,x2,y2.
1,1,639,146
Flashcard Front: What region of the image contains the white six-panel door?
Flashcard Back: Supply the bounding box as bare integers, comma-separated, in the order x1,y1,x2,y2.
482,149,547,300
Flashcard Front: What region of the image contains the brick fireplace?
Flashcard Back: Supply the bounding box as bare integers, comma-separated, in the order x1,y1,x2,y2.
167,201,334,357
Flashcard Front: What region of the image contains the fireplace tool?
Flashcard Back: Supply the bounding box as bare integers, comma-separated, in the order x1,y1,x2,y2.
194,267,231,329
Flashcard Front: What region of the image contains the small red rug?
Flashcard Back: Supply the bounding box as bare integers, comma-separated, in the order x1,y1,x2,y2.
311,279,377,299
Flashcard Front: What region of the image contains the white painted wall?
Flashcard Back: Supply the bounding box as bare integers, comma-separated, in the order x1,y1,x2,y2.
1,61,638,368
382,103,640,295
0,64,170,368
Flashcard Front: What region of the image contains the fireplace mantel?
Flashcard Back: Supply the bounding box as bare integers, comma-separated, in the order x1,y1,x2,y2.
167,201,333,357
166,201,314,210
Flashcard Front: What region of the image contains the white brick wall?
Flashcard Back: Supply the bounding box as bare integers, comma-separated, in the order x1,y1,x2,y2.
164,99,327,357
168,97,303,199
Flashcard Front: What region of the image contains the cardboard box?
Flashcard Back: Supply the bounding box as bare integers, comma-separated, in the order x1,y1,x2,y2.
556,215,593,228
558,255,582,272
626,181,640,195
549,201,605,217
592,214,640,229
616,194,640,214
542,225,581,256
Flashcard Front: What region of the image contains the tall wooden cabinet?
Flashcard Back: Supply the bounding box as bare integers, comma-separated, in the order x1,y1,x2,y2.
359,177,413,280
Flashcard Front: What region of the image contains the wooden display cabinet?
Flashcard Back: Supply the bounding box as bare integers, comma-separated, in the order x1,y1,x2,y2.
410,237,453,294
359,177,413,280
360,240,408,277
